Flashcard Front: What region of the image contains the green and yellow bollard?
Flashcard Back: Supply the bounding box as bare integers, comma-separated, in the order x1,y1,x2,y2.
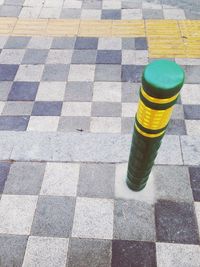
126,59,185,191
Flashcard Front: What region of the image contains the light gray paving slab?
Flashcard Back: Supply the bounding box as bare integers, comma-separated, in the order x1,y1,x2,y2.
181,136,200,166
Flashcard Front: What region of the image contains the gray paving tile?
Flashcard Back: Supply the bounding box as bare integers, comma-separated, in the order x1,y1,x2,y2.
92,102,121,117
153,166,193,202
58,116,90,132
121,117,134,134
184,66,200,83
143,9,163,19
183,105,200,119
112,240,156,267
3,162,45,195
122,82,140,102
67,238,112,267
114,200,155,241
122,65,144,82
65,81,93,102
42,64,69,81
135,37,148,50
51,37,75,49
2,101,33,115
166,119,186,135
82,0,102,9
95,64,121,81
0,116,29,131
32,101,62,116
4,37,31,49
75,37,98,50
4,0,24,5
155,200,199,244
60,8,81,18
78,163,115,198
72,50,97,64
101,9,121,19
0,64,19,81
122,38,135,49
189,167,200,202
22,49,49,64
8,81,39,101
96,50,122,64
28,37,53,49
0,82,12,100
31,196,75,237
122,0,142,8
0,5,21,16
0,235,28,267
0,162,10,193
181,135,200,165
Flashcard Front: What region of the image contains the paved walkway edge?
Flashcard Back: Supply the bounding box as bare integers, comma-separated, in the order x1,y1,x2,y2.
0,131,189,165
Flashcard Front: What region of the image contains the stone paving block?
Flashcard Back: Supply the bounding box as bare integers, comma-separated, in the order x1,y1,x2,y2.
0,235,28,267
36,81,65,101
122,103,138,117
71,49,97,64
39,7,62,18
0,101,5,114
0,49,25,64
28,37,52,49
0,36,8,49
154,166,193,202
0,131,16,160
195,202,200,237
82,0,102,9
189,167,200,201
102,1,121,10
67,238,112,267
8,81,39,101
32,101,62,116
163,8,185,19
22,49,48,64
15,65,44,81
0,5,21,16
27,116,59,131
181,84,200,104
60,8,81,19
0,116,29,131
96,50,122,64
46,49,73,64
0,195,37,235
78,163,115,198
122,38,135,49
51,37,75,49
112,240,156,267
93,82,121,102
122,0,142,9
181,136,200,165
143,9,163,19
65,81,93,102
135,37,147,50
101,9,121,20
183,105,200,120
72,197,114,239
156,243,200,267
22,236,68,267
19,6,41,18
92,102,121,117
95,64,121,81
122,82,140,102
0,64,19,81
62,102,91,116
31,196,75,237
4,36,30,49
121,65,144,82
63,0,82,9
121,9,142,19
58,116,90,132
3,162,45,195
114,199,155,241
184,66,200,84
40,163,80,196
75,37,98,50
98,37,121,50
186,120,200,135
81,9,101,19
91,117,121,133
171,104,184,119
166,119,186,135
68,64,95,81
42,64,69,81
0,162,10,193
121,117,134,133
155,200,199,244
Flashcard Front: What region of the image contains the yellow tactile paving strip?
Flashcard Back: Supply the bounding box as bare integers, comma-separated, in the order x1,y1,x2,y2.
0,18,200,58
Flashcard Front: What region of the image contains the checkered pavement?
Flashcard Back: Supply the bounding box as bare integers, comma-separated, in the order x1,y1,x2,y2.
0,35,200,135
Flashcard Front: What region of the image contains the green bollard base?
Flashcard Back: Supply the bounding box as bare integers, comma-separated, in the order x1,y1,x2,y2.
126,176,147,192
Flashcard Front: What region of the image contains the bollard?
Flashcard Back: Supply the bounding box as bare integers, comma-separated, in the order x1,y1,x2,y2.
126,59,185,191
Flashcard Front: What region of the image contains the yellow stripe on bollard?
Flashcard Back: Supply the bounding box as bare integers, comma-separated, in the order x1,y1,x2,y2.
134,123,165,138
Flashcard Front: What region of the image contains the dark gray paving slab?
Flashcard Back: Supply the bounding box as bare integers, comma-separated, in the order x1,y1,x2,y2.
189,167,200,201
181,136,200,165
0,162,11,193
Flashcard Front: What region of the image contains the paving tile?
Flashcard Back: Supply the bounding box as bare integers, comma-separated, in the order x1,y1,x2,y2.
67,238,112,267
121,9,142,19
0,162,10,193
0,235,28,267
96,50,122,64
0,195,37,235
135,37,148,50
19,6,41,18
93,82,121,102
122,103,138,117
0,64,18,81
46,50,73,64
60,8,81,18
122,0,142,9
22,49,48,64
98,37,121,50
62,102,91,116
156,243,200,267
181,136,200,166
22,236,68,267
4,0,24,4
36,81,65,101
186,120,200,135
81,9,101,19
68,64,95,81
72,197,114,239
143,9,163,19
51,37,75,49
78,163,115,198
0,5,21,16
163,8,185,19
65,81,93,102
31,196,75,237
195,202,200,235
0,101,5,114
39,7,62,18
0,49,25,64
122,38,135,49
122,82,140,102
101,9,121,19
189,167,200,202
121,117,134,133
183,105,200,120
63,0,82,8
114,200,155,241
91,117,121,133
32,101,62,116
184,66,200,84
42,64,69,81
0,36,8,49
82,0,102,9
15,65,44,81
181,84,200,104
58,116,90,132
40,163,80,196
123,50,148,65
122,65,144,82
154,166,193,202
5,36,30,49
155,200,199,244
166,119,186,135
75,37,98,50
0,116,29,131
112,240,156,267
8,81,39,101
28,37,52,49
71,50,97,64
95,64,121,81
102,1,121,9
171,104,184,119
92,102,121,117
27,116,59,131
3,162,45,195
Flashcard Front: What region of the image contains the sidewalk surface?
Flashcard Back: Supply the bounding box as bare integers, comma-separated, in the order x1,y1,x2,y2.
0,0,200,267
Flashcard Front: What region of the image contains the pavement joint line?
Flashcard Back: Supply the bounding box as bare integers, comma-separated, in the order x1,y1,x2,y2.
0,18,199,57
